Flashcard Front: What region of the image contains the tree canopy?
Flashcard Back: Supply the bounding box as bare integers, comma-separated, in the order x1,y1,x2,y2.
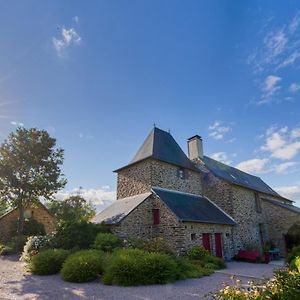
0,127,67,234
46,195,96,224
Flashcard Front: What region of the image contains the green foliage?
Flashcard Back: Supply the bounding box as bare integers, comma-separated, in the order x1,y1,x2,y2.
20,235,53,262
29,249,70,275
61,250,104,282
46,195,96,224
0,127,66,235
0,235,28,255
285,223,300,251
290,256,300,272
203,255,226,269
0,244,14,255
176,258,213,279
287,245,300,264
11,218,46,237
53,221,110,250
143,237,175,255
187,246,210,260
103,248,179,286
93,233,122,252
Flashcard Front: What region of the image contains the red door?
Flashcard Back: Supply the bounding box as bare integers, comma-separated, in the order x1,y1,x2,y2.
215,233,222,258
202,233,211,252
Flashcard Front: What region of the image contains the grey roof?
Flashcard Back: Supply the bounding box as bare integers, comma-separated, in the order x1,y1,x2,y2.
263,198,300,214
114,127,199,172
91,192,152,225
202,156,284,199
152,187,236,225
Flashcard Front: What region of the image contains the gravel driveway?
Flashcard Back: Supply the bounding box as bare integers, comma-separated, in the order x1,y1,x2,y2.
0,255,283,300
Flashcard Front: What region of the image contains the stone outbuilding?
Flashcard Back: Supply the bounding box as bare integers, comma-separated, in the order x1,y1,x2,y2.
93,127,300,258
0,203,56,243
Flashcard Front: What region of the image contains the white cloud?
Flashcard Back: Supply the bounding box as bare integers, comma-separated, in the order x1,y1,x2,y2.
275,161,298,174
73,16,79,24
258,75,282,104
210,152,232,165
208,121,231,140
274,185,300,203
54,187,116,213
289,82,300,93
52,27,81,57
10,121,24,127
289,14,300,33
278,51,300,69
261,126,300,160
235,158,269,174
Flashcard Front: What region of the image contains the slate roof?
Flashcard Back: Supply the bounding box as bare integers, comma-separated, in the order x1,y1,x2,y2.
263,198,300,214
202,156,285,199
91,192,152,225
152,187,236,225
114,127,199,172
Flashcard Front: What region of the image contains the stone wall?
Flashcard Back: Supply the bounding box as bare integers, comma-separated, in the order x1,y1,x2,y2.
0,205,56,243
111,194,234,259
116,158,202,199
262,200,300,254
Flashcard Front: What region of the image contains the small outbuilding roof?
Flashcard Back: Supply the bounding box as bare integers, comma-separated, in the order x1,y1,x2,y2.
263,198,300,214
202,156,285,200
91,192,152,225
152,187,236,225
114,127,199,172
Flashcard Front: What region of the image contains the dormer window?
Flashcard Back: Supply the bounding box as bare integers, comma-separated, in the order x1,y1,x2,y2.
177,167,186,180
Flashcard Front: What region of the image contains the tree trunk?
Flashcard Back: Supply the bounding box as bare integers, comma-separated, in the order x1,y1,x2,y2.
17,201,25,250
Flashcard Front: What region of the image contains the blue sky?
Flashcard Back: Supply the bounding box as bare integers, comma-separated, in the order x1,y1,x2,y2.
1,1,300,209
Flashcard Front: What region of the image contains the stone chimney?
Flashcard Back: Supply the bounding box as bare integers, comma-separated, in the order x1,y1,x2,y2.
187,135,203,160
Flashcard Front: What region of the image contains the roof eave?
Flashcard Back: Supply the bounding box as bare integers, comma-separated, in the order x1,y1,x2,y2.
180,218,236,226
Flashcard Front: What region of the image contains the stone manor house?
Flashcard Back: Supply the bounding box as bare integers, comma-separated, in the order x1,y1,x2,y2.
93,127,300,259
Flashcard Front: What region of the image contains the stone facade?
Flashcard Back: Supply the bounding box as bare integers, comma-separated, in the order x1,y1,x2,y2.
111,194,234,259
117,158,202,199
0,204,56,243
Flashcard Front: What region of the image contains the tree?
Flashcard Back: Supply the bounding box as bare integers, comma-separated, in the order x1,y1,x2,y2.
0,127,66,238
46,195,96,224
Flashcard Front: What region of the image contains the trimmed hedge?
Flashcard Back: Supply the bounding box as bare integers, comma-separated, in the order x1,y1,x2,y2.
61,250,104,282
29,249,70,275
103,249,179,286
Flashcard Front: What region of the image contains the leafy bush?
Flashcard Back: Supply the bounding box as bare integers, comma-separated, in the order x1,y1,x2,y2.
103,248,179,286
20,235,53,262
176,258,213,279
203,255,226,269
61,250,104,282
143,237,174,255
11,219,46,237
93,233,121,252
287,245,300,264
290,256,300,272
187,246,210,260
122,237,145,249
0,244,14,255
0,235,28,255
214,268,300,300
29,249,70,275
53,221,109,250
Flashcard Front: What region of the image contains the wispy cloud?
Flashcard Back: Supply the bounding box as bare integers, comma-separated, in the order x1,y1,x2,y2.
235,158,269,174
275,184,300,203
210,152,232,165
54,187,116,213
72,16,79,24
275,161,298,174
10,121,24,127
258,75,282,104
289,82,300,93
52,26,81,57
208,121,231,140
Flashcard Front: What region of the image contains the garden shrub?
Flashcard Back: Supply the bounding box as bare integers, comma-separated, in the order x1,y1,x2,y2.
0,235,28,255
143,237,174,255
53,221,109,250
203,255,226,269
290,256,300,272
286,245,300,264
29,249,70,275
187,246,209,260
20,235,53,262
103,248,179,286
0,244,14,255
61,250,104,282
93,233,121,252
176,258,213,279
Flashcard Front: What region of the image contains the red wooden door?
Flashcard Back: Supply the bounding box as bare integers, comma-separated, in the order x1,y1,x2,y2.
202,233,211,252
215,233,222,258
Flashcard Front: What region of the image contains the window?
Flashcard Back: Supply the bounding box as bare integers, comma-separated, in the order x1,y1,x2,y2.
152,209,160,225
191,233,196,241
177,167,186,180
255,192,262,213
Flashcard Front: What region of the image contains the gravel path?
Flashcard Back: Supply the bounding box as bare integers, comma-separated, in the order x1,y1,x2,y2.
0,255,283,300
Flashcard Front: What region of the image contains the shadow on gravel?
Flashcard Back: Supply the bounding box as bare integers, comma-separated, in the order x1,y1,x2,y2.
0,254,20,262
